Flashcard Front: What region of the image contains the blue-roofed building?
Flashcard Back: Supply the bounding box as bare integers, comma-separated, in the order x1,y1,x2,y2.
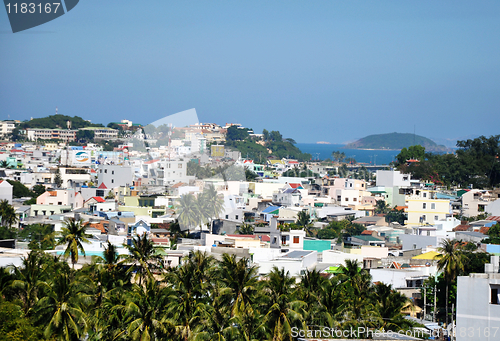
261,205,281,222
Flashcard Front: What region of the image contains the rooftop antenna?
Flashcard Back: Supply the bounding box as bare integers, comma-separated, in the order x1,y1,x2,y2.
168,123,172,162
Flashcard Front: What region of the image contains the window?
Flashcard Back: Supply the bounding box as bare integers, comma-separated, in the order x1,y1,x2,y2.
112,170,114,175
235,215,238,220
353,198,357,202
431,203,435,209
105,169,107,173
427,231,430,236
293,236,300,244
491,286,499,304
435,215,439,221
178,163,182,168
345,198,349,201
423,203,427,209
111,179,114,183
58,202,62,205
225,215,229,219
423,192,427,198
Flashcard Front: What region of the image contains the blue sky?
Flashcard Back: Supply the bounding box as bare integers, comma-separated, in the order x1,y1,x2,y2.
1,1,500,144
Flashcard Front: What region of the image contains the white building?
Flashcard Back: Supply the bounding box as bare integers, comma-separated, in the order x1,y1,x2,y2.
0,179,13,204
97,164,134,188
376,170,411,187
456,256,500,341
403,188,451,227
155,159,192,186
0,120,16,138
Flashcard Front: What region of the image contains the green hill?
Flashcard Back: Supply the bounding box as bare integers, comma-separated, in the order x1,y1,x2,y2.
19,114,103,130
344,132,446,151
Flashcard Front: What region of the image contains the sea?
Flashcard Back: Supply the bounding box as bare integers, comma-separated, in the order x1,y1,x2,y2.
296,143,400,165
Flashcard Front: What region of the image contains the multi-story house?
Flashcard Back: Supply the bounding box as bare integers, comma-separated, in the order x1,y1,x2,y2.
78,127,118,139
0,120,17,138
97,164,134,188
461,189,493,217
402,188,451,227
26,128,77,142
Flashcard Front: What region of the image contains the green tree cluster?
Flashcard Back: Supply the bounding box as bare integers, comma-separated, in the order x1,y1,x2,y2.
395,135,500,188
18,114,104,130
0,250,421,341
224,128,311,163
316,219,366,242
175,184,225,235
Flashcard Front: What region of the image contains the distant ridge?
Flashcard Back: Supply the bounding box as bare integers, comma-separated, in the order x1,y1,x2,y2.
344,132,448,151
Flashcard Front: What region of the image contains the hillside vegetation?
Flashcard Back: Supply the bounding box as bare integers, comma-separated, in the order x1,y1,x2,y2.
18,114,104,130
345,132,447,151
224,126,311,163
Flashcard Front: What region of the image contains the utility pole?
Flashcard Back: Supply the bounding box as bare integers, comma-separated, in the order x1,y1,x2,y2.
423,287,427,320
451,303,455,341
434,282,437,322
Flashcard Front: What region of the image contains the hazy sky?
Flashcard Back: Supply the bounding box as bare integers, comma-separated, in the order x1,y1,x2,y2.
1,1,499,144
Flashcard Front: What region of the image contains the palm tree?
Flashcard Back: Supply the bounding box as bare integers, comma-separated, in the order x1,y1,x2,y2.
57,217,90,269
122,279,171,341
238,223,254,235
0,199,18,228
337,259,375,328
263,267,306,341
435,239,465,325
372,282,413,330
219,254,259,318
35,272,88,341
375,200,390,214
176,193,202,235
122,233,162,285
201,184,225,232
11,250,50,315
164,251,215,340
296,210,314,237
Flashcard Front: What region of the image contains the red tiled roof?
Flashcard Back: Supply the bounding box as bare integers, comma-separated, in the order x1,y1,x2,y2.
480,226,490,235
487,216,500,222
260,235,271,242
144,159,160,165
395,206,407,211
90,169,96,173
361,230,373,235
171,182,186,189
98,183,107,189
288,183,302,189
453,224,470,232
93,196,105,203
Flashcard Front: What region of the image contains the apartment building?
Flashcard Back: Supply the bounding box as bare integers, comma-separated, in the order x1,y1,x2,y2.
402,188,451,226
79,127,118,139
26,128,77,142
0,121,16,138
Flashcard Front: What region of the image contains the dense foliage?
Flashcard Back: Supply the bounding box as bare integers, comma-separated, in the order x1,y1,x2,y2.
18,114,104,130
224,127,312,163
396,135,500,188
0,249,420,341
316,219,366,242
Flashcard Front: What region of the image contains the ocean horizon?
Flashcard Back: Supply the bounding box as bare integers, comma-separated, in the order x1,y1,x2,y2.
295,143,400,165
